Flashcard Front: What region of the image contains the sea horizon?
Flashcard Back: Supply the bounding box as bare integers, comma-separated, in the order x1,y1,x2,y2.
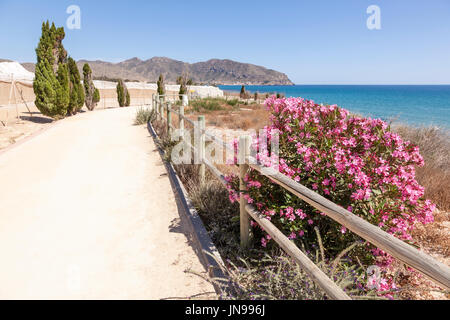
219,84,450,129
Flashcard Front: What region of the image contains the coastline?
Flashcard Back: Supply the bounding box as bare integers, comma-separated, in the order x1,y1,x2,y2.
219,84,450,129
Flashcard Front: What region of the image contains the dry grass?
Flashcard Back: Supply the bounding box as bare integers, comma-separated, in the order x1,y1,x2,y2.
134,107,156,125
393,125,450,211
179,172,379,300
185,98,269,131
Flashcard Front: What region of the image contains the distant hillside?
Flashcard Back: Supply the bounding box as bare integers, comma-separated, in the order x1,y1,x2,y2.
17,57,293,85
76,57,294,85
21,62,36,73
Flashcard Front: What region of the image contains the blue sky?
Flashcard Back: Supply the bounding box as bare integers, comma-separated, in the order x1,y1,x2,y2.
0,0,449,84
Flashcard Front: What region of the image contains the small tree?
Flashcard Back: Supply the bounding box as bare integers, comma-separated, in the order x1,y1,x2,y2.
117,80,125,107
83,63,99,111
240,85,246,99
93,88,100,105
55,63,70,116
67,57,84,115
33,21,70,118
177,73,188,100
125,90,130,107
157,73,165,96
254,92,258,102
116,79,129,107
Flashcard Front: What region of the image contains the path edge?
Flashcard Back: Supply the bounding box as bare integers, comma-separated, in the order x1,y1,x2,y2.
147,121,230,297
0,121,59,157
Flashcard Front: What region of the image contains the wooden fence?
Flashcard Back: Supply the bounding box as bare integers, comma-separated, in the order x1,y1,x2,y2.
151,94,450,300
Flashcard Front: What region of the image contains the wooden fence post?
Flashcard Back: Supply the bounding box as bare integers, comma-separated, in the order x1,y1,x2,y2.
239,135,251,248
153,94,157,111
198,115,205,186
159,97,164,119
179,104,184,139
167,102,172,138
156,95,160,120
154,94,157,119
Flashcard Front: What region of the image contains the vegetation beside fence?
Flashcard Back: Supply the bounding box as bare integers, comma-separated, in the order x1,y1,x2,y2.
146,94,450,300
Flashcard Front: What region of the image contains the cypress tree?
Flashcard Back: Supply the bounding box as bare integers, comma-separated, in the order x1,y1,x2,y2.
116,79,129,107
55,63,70,117
240,85,246,99
125,90,130,107
83,63,99,111
93,88,100,104
67,57,84,115
157,74,165,96
33,21,70,118
178,73,187,100
117,80,125,107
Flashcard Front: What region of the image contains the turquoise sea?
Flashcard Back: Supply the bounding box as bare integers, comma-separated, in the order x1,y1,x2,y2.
218,85,450,128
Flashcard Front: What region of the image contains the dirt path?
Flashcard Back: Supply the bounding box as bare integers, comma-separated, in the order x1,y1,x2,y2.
0,107,214,299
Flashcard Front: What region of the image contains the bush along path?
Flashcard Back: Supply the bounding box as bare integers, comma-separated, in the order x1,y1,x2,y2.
224,96,440,298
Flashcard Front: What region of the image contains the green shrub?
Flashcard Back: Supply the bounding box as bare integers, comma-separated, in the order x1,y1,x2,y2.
226,98,239,107
189,98,223,112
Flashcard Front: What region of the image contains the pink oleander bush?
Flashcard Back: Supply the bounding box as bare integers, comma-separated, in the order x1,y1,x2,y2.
225,96,436,294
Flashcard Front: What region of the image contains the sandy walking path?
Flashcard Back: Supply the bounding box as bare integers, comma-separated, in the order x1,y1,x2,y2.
0,107,214,299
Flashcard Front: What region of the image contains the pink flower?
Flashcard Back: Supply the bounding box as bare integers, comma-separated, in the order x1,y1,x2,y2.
295,209,307,219
261,237,267,247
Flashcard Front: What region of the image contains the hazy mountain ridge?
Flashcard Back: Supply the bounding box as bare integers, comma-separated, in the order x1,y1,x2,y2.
15,57,292,85
75,57,293,85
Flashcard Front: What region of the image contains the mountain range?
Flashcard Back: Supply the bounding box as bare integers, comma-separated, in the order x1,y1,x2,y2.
16,57,294,85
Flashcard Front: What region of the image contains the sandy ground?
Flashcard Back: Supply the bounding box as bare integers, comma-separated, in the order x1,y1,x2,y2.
0,106,214,300
0,108,54,150
0,101,147,151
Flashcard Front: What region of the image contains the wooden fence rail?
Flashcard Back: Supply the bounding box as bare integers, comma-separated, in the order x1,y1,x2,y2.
150,95,450,299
